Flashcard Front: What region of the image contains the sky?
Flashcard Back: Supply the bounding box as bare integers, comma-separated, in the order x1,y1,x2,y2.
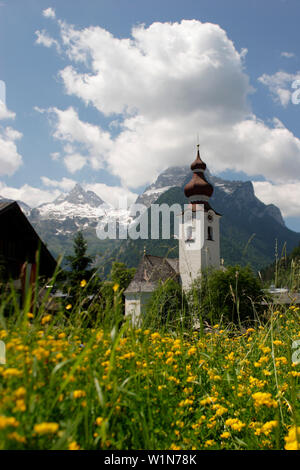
1,0,300,231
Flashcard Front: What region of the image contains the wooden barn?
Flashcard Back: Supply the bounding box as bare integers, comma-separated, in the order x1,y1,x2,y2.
0,201,56,280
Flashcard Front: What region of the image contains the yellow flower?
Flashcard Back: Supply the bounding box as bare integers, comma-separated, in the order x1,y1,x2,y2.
220,431,230,439
14,399,26,412
225,418,245,432
41,314,52,325
34,422,59,435
284,426,300,450
0,416,19,429
259,421,278,436
96,417,104,426
80,279,87,288
27,312,34,319
113,283,119,292
69,441,80,450
252,392,278,408
151,332,161,340
170,443,181,450
204,439,216,447
225,352,235,362
200,396,217,406
2,368,22,378
73,390,86,399
187,346,197,356
66,304,72,310
7,432,26,443
14,387,26,398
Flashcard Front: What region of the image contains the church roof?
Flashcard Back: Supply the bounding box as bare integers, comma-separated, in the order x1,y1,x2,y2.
125,254,179,294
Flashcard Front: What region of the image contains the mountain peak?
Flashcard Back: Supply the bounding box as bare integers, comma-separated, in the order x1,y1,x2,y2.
54,184,105,207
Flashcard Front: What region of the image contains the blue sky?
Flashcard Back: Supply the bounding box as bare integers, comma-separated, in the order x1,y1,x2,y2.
1,0,300,231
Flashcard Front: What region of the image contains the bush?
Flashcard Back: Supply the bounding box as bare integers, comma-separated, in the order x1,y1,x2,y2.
144,278,190,329
190,265,264,326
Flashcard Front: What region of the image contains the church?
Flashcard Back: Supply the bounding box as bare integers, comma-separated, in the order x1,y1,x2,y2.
124,146,222,325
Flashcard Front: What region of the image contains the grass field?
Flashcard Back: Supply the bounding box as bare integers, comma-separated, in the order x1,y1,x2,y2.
0,285,299,450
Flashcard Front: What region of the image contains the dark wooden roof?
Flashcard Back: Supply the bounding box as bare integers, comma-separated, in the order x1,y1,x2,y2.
0,201,56,279
0,201,15,212
125,254,179,293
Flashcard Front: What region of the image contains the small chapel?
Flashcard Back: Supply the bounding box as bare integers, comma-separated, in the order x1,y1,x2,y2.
124,146,222,324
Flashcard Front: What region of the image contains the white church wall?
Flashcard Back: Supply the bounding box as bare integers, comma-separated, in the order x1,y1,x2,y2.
179,208,221,291
125,292,152,326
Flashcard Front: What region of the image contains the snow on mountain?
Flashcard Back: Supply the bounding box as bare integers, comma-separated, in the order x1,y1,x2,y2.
4,168,286,244
30,184,136,237
136,166,189,208
36,183,107,221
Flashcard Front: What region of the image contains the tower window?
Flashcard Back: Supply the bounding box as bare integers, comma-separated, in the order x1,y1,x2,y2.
208,226,213,241
185,226,194,242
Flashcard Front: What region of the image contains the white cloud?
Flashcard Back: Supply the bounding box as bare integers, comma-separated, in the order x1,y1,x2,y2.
46,106,113,172
0,102,15,120
0,182,59,208
258,70,300,106
50,151,60,161
0,126,23,176
35,30,61,52
43,7,56,19
36,19,300,192
41,176,76,191
281,51,295,59
0,81,16,120
64,152,87,173
0,84,22,175
58,20,251,120
253,181,300,218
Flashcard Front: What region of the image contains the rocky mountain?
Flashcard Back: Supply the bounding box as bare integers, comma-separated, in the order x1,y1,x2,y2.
101,168,300,275
4,166,299,275
135,166,190,208
31,183,106,222
135,168,285,227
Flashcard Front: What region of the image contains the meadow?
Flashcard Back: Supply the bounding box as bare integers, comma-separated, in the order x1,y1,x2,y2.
0,280,299,451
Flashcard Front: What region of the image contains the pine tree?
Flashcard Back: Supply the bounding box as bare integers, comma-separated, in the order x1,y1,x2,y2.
66,231,94,284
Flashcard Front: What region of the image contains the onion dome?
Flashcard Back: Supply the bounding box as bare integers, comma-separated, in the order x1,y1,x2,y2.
191,147,206,172
184,146,213,200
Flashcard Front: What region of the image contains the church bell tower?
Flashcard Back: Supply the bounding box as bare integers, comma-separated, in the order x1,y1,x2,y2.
179,146,221,290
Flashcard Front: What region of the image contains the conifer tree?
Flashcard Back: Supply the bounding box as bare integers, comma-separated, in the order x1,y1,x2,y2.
66,231,94,282
65,232,99,302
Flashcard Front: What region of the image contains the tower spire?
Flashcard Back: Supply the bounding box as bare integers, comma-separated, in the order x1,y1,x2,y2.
184,145,213,202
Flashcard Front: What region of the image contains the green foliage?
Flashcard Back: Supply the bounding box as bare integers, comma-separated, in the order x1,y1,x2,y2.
191,265,264,326
66,231,94,281
110,262,136,292
261,241,300,291
95,262,136,325
0,256,7,281
1,272,299,450
64,231,101,305
144,278,190,329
